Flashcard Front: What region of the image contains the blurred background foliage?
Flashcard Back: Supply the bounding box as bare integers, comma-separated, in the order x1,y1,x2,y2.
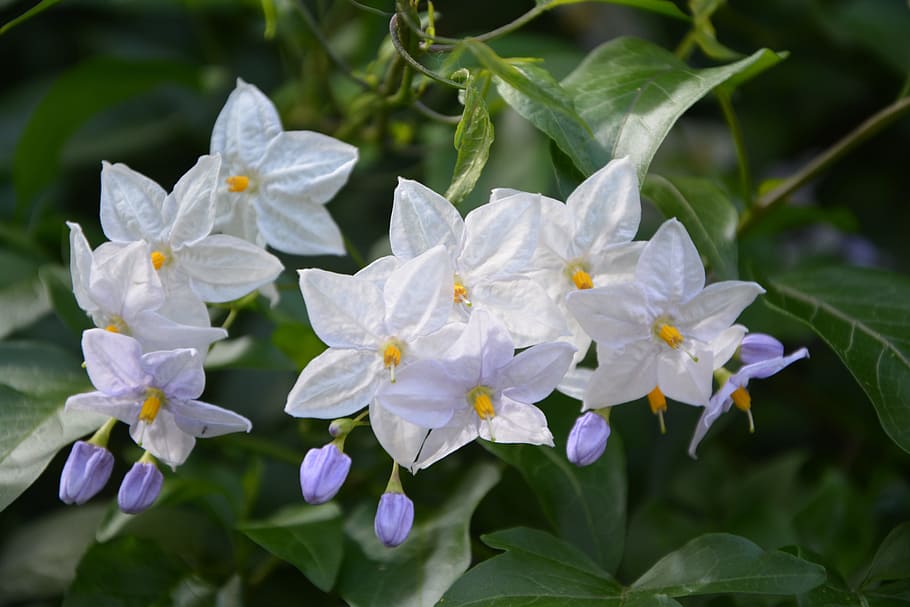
0,0,909,605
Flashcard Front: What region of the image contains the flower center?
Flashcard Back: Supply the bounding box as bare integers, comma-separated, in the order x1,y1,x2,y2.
571,269,593,290
226,175,250,192
139,388,165,424
468,386,495,420
150,250,167,271
104,315,128,334
453,279,471,306
380,340,404,383
647,386,667,434
656,323,683,349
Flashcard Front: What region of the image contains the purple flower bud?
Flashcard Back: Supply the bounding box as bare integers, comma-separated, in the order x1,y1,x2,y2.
739,333,785,365
328,418,355,438
374,492,414,547
300,443,351,504
59,441,114,505
118,462,163,514
566,412,611,467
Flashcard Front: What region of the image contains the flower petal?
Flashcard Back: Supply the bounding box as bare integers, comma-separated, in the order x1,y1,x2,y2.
584,344,658,408
81,329,148,395
557,366,594,401
369,401,430,474
677,281,764,343
413,409,479,470
162,155,220,246
210,78,283,169
99,161,168,243
482,397,553,446
130,410,196,468
441,309,512,383
565,282,651,349
711,324,747,370
130,310,227,354
375,360,462,429
178,234,283,302
66,392,139,424
285,348,382,419
568,156,640,253
258,196,346,255
389,178,463,260
383,246,453,339
67,222,97,314
735,347,810,382
259,130,358,205
141,348,205,400
499,341,575,403
91,241,165,322
635,219,704,305
470,277,569,348
656,345,714,406
460,193,540,276
298,268,385,349
168,398,252,437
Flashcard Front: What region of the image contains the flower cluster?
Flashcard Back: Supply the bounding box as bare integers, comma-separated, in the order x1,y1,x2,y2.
60,80,357,513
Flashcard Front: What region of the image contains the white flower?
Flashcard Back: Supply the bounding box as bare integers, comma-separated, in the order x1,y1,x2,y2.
566,219,764,409
210,78,358,256
99,155,284,324
68,221,227,353
372,310,575,472
66,329,251,468
285,246,458,419
390,179,567,347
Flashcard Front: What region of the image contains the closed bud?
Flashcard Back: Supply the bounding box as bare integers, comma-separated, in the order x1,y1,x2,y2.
300,443,351,504
59,441,114,505
566,411,611,467
118,461,163,514
328,418,355,438
374,492,414,548
739,333,784,365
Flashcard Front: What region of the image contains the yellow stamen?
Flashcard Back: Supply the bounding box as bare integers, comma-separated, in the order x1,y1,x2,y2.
150,250,166,271
571,269,593,290
469,386,495,420
731,386,751,412
382,342,402,383
226,175,250,192
453,281,471,306
139,389,164,424
647,386,667,435
656,323,684,349
105,324,120,333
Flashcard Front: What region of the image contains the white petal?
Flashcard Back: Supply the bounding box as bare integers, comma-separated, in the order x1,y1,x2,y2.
213,195,265,247
460,193,540,276
556,366,594,401
298,268,385,349
369,401,430,473
154,268,211,327
584,344,658,408
441,309,512,384
711,324,747,370
66,392,139,424
178,235,283,302
285,348,381,418
656,345,714,406
409,321,467,361
259,131,357,205
141,348,205,400
130,311,227,354
389,178,463,260
255,198,345,256
568,156,640,253
354,255,400,285
210,79,282,169
130,410,196,468
589,241,646,287
678,281,764,343
565,282,651,349
82,329,149,395
66,222,97,314
635,219,704,305
99,161,168,243
168,398,252,437
482,397,553,446
162,155,220,246
383,246,453,339
375,360,462,429
92,241,165,321
413,409,479,470
470,277,569,348
498,342,575,403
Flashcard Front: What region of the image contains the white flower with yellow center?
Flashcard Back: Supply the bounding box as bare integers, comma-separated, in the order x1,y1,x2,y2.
99,155,283,325
566,219,764,409
210,79,358,256
66,329,251,468
390,179,567,347
371,310,574,472
285,246,458,419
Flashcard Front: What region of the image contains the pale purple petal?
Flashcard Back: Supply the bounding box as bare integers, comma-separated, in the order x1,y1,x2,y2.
375,360,462,429
65,392,140,425
169,398,252,437
130,409,196,468
140,348,204,400
498,341,575,403
739,333,785,365
81,329,149,395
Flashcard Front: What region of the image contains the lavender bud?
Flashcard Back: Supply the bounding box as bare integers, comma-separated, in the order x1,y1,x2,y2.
328,418,355,438
739,333,784,364
59,441,114,505
300,443,351,504
566,412,611,467
374,492,414,547
118,462,163,514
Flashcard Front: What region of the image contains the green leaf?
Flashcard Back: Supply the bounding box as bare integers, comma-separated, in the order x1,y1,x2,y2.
446,72,495,204
335,462,500,607
863,522,910,587
441,527,623,607
40,264,92,336
485,432,626,573
464,40,601,176
14,57,202,218
642,174,739,280
0,342,103,512
536,0,689,21
0,250,52,338
562,37,786,180
239,503,344,592
763,267,910,454
631,533,826,596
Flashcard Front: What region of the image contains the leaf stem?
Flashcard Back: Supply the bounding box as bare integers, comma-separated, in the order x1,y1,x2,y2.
413,100,462,124
738,95,910,236
716,90,752,206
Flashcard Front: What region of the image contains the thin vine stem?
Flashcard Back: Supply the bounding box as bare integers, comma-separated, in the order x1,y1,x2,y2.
389,14,466,90
294,0,374,90
738,95,910,236
716,90,752,206
413,100,462,124
395,3,547,51
344,0,392,17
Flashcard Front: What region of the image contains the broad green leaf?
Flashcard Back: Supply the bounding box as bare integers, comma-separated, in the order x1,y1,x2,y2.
238,503,344,592
642,174,739,280
335,462,500,607
485,432,626,573
863,522,910,587
0,342,103,512
536,0,689,21
464,40,601,176
40,264,92,336
763,267,910,454
562,37,785,180
14,57,202,218
441,527,623,607
446,72,495,204
0,250,52,338
630,533,826,596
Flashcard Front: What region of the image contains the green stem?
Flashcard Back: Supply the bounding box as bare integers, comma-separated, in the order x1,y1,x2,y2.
345,0,392,17
739,95,910,236
413,100,462,124
716,90,752,206
294,0,374,90
396,3,546,50
674,30,697,61
389,15,465,90
88,417,118,448
221,307,240,331
384,461,404,494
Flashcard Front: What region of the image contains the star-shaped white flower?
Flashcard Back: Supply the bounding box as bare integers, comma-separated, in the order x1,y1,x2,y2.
99,155,284,325
390,179,567,347
68,222,227,353
66,329,251,468
285,246,459,419
566,219,764,409
210,79,358,256
371,310,575,472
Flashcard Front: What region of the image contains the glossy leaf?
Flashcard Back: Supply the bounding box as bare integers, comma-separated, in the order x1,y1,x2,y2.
763,267,910,454
335,463,500,607
863,522,910,587
562,37,785,180
486,432,626,573
446,72,495,204
0,342,103,512
630,533,826,596
0,250,51,339
536,0,689,21
239,503,343,592
642,174,739,280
